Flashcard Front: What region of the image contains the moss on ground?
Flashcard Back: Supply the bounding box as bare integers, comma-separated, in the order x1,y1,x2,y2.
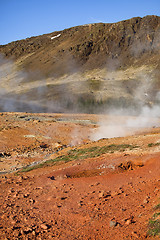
148,142,160,147
19,144,139,173
147,202,160,237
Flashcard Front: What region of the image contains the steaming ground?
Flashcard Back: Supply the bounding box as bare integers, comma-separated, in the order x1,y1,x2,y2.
1,53,160,144
0,53,160,114
0,112,160,239
0,112,160,175
91,110,160,140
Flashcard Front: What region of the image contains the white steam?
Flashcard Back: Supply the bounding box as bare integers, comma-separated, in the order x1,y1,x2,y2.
90,69,160,141
0,54,74,113
90,109,160,141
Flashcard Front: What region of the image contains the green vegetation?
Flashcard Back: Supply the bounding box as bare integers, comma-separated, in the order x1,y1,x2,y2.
87,78,102,91
54,144,138,162
148,220,160,236
154,203,160,211
148,215,160,236
148,143,160,147
20,157,69,173
77,95,141,114
147,202,160,237
19,144,139,173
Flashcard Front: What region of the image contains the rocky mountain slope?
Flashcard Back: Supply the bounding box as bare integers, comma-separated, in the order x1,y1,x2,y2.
0,15,160,113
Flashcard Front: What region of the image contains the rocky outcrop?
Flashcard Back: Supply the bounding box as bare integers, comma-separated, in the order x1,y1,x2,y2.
0,15,159,74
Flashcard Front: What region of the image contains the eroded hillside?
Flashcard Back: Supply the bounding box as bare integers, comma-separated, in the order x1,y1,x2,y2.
0,15,160,113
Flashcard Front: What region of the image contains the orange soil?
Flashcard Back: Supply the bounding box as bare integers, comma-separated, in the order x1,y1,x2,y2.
0,112,160,239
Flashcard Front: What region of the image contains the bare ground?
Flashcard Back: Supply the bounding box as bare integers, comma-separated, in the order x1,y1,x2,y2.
0,112,160,239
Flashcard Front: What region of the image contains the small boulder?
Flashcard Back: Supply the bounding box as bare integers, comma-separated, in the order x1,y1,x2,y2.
98,190,111,198
40,223,48,230
109,220,118,227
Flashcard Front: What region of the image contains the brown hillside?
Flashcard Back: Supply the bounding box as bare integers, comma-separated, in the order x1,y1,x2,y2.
0,15,160,113
0,15,160,74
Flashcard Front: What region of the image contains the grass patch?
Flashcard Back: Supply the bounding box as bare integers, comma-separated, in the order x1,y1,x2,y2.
148,218,160,236
147,201,160,237
154,204,160,211
153,212,160,218
56,144,139,162
20,164,45,172
20,157,70,173
19,144,139,173
87,78,102,91
148,142,160,147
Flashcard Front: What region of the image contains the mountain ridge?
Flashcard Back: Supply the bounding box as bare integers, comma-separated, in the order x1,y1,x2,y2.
0,15,160,71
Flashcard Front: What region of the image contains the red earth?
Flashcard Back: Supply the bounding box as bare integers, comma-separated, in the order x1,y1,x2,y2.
0,112,160,239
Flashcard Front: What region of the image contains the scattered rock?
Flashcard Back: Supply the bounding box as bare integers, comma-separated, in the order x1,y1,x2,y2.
125,219,132,225
121,208,126,212
48,176,55,180
98,190,111,198
78,200,84,206
40,223,48,230
132,231,139,238
29,198,35,204
23,227,32,234
35,187,43,190
124,216,135,225
98,191,104,198
60,196,67,200
24,193,30,198
143,196,150,204
32,230,36,236
57,204,62,208
118,161,134,171
22,176,29,180
143,199,149,204
137,189,142,192
40,143,49,149
109,220,118,227
53,142,63,151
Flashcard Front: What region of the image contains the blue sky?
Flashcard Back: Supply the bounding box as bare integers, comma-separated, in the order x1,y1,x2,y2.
0,0,160,45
